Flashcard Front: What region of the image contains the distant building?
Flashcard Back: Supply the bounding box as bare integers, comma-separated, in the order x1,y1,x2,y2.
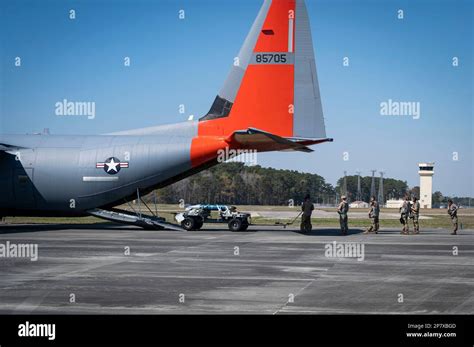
419,162,434,209
386,199,404,209
349,201,369,208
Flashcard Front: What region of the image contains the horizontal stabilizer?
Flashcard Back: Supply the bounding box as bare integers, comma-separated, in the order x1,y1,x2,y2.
227,128,332,153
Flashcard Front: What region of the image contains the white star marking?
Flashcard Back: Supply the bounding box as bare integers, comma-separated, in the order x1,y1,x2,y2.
105,158,119,173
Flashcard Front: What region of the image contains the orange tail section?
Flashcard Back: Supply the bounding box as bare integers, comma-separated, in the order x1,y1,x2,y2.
191,0,331,167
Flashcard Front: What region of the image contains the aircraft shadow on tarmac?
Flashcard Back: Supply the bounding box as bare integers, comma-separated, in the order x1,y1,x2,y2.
0,224,366,236
0,223,142,234
0,224,422,236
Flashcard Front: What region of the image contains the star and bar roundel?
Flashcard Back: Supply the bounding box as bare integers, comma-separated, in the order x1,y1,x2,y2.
96,157,129,175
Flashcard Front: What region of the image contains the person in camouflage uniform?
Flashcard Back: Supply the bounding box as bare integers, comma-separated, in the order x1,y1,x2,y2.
411,196,420,234
399,195,411,235
300,194,314,233
447,199,459,235
364,196,380,234
337,195,349,235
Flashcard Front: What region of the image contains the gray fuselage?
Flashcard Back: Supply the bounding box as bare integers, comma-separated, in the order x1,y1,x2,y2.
0,122,200,216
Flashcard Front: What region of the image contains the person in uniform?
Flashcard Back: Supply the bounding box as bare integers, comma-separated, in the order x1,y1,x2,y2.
411,196,420,234
399,195,411,235
364,196,380,234
337,195,349,235
300,194,314,233
447,199,459,235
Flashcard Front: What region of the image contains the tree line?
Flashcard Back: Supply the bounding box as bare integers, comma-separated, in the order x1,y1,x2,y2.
151,163,334,206
146,163,471,207
432,191,472,208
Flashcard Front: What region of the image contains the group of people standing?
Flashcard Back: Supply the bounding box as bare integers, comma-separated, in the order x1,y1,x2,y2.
398,196,421,235
398,196,458,235
300,194,460,235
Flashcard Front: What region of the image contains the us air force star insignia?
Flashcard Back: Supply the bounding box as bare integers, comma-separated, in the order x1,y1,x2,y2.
96,157,129,175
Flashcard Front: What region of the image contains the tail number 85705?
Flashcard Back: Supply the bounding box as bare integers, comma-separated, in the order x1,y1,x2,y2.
255,53,288,64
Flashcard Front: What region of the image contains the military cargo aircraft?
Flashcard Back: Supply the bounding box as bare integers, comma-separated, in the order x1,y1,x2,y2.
0,0,332,229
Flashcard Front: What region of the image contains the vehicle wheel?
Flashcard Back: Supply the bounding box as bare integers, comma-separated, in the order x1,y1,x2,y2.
241,224,248,231
228,218,243,232
181,217,196,231
194,220,203,230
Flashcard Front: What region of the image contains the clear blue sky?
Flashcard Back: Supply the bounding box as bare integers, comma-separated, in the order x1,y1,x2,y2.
1,0,472,197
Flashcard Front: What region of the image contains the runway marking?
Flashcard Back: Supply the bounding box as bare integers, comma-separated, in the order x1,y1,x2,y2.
13,293,49,314
273,279,315,315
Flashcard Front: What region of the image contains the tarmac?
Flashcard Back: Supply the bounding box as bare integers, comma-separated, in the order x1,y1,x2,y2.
0,223,472,314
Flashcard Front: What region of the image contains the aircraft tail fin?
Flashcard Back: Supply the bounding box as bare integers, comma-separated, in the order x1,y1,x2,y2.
198,0,327,141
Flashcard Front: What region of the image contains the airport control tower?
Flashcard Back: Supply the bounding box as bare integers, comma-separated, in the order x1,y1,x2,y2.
419,163,434,208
